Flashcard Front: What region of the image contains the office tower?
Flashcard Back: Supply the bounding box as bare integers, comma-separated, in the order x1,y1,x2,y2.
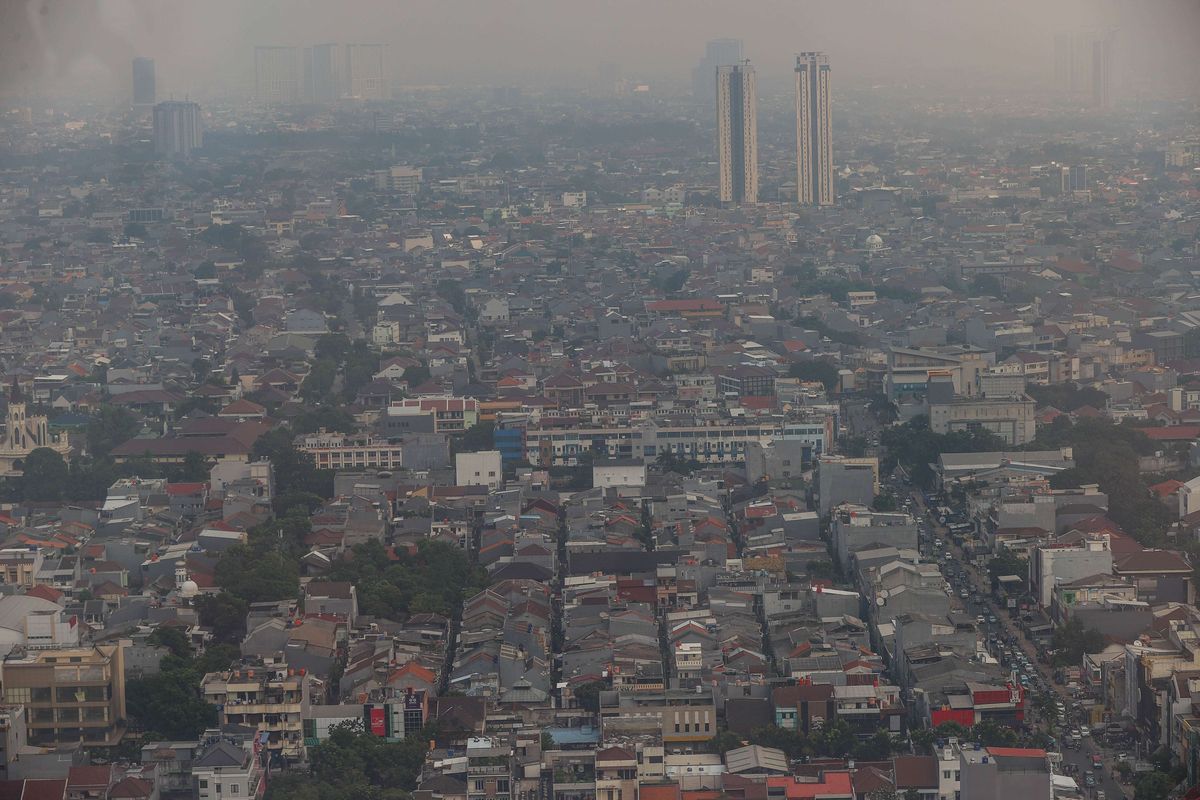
1053,34,1071,91
1091,32,1114,110
255,45,301,104
795,52,834,206
1058,166,1088,194
692,38,743,100
1069,164,1087,192
152,101,203,158
131,57,155,107
345,43,387,100
304,43,341,102
716,62,758,204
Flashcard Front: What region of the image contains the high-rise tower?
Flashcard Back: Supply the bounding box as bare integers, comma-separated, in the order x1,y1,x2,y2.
304,43,341,102
132,57,155,108
795,52,834,206
153,101,203,158
255,46,301,104
716,61,758,205
345,44,387,100
692,38,743,100
1091,32,1114,110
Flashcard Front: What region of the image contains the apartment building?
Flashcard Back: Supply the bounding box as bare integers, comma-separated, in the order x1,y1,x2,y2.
201,663,316,760
296,430,404,471
1,645,126,746
523,417,831,467
927,394,1036,446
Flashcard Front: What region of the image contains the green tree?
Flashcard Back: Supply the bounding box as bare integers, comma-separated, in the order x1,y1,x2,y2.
21,448,70,501
214,544,300,604
86,406,141,459
435,279,467,314
252,427,333,498
195,592,249,643
148,626,191,659
873,492,899,512
988,550,1028,587
574,680,606,713
1133,770,1174,800
1051,617,1106,667
789,359,840,394
264,721,430,800
457,421,495,453
127,652,218,741
172,450,209,483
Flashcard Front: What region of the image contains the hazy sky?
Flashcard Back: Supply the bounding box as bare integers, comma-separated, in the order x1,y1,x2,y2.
3,0,1199,101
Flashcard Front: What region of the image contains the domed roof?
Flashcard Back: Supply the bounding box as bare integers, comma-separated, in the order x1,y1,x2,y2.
179,579,199,598
865,233,884,250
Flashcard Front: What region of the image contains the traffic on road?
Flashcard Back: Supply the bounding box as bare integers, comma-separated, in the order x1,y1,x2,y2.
892,474,1132,800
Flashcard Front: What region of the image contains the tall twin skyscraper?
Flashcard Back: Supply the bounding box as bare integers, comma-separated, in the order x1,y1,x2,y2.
714,47,834,206
1053,30,1115,110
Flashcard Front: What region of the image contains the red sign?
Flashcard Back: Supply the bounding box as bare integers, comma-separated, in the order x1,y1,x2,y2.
369,707,386,737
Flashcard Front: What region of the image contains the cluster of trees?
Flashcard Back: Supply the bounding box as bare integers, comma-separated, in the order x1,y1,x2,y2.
127,627,239,741
300,334,380,404
324,539,489,620
213,514,307,605
251,427,334,500
1026,383,1110,413
987,550,1027,587
1049,617,1106,668
1036,418,1171,544
747,721,900,762
908,720,1052,753
1,405,210,503
794,314,863,346
880,416,1007,487
264,722,429,800
789,359,840,394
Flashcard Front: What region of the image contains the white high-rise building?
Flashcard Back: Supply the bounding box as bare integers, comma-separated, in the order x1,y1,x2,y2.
716,61,758,204
795,52,834,206
345,43,387,100
254,46,301,104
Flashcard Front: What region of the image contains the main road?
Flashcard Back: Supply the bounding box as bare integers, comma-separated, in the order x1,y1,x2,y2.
906,488,1129,800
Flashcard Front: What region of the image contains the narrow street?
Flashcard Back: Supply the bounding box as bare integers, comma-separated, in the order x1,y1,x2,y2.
907,489,1129,800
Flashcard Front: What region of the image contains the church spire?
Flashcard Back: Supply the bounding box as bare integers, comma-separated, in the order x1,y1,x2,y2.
7,378,20,405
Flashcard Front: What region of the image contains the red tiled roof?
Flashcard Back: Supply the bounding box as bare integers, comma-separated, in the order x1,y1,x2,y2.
25,585,64,603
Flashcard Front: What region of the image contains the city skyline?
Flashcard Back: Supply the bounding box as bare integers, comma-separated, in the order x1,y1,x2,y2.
2,0,1199,101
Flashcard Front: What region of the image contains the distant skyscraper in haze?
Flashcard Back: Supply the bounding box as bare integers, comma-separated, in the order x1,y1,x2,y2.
692,38,743,99
1053,34,1072,92
345,44,387,100
132,57,155,107
1060,164,1087,193
255,46,301,104
153,101,202,158
304,43,341,102
1092,32,1114,109
795,52,834,206
716,62,758,204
